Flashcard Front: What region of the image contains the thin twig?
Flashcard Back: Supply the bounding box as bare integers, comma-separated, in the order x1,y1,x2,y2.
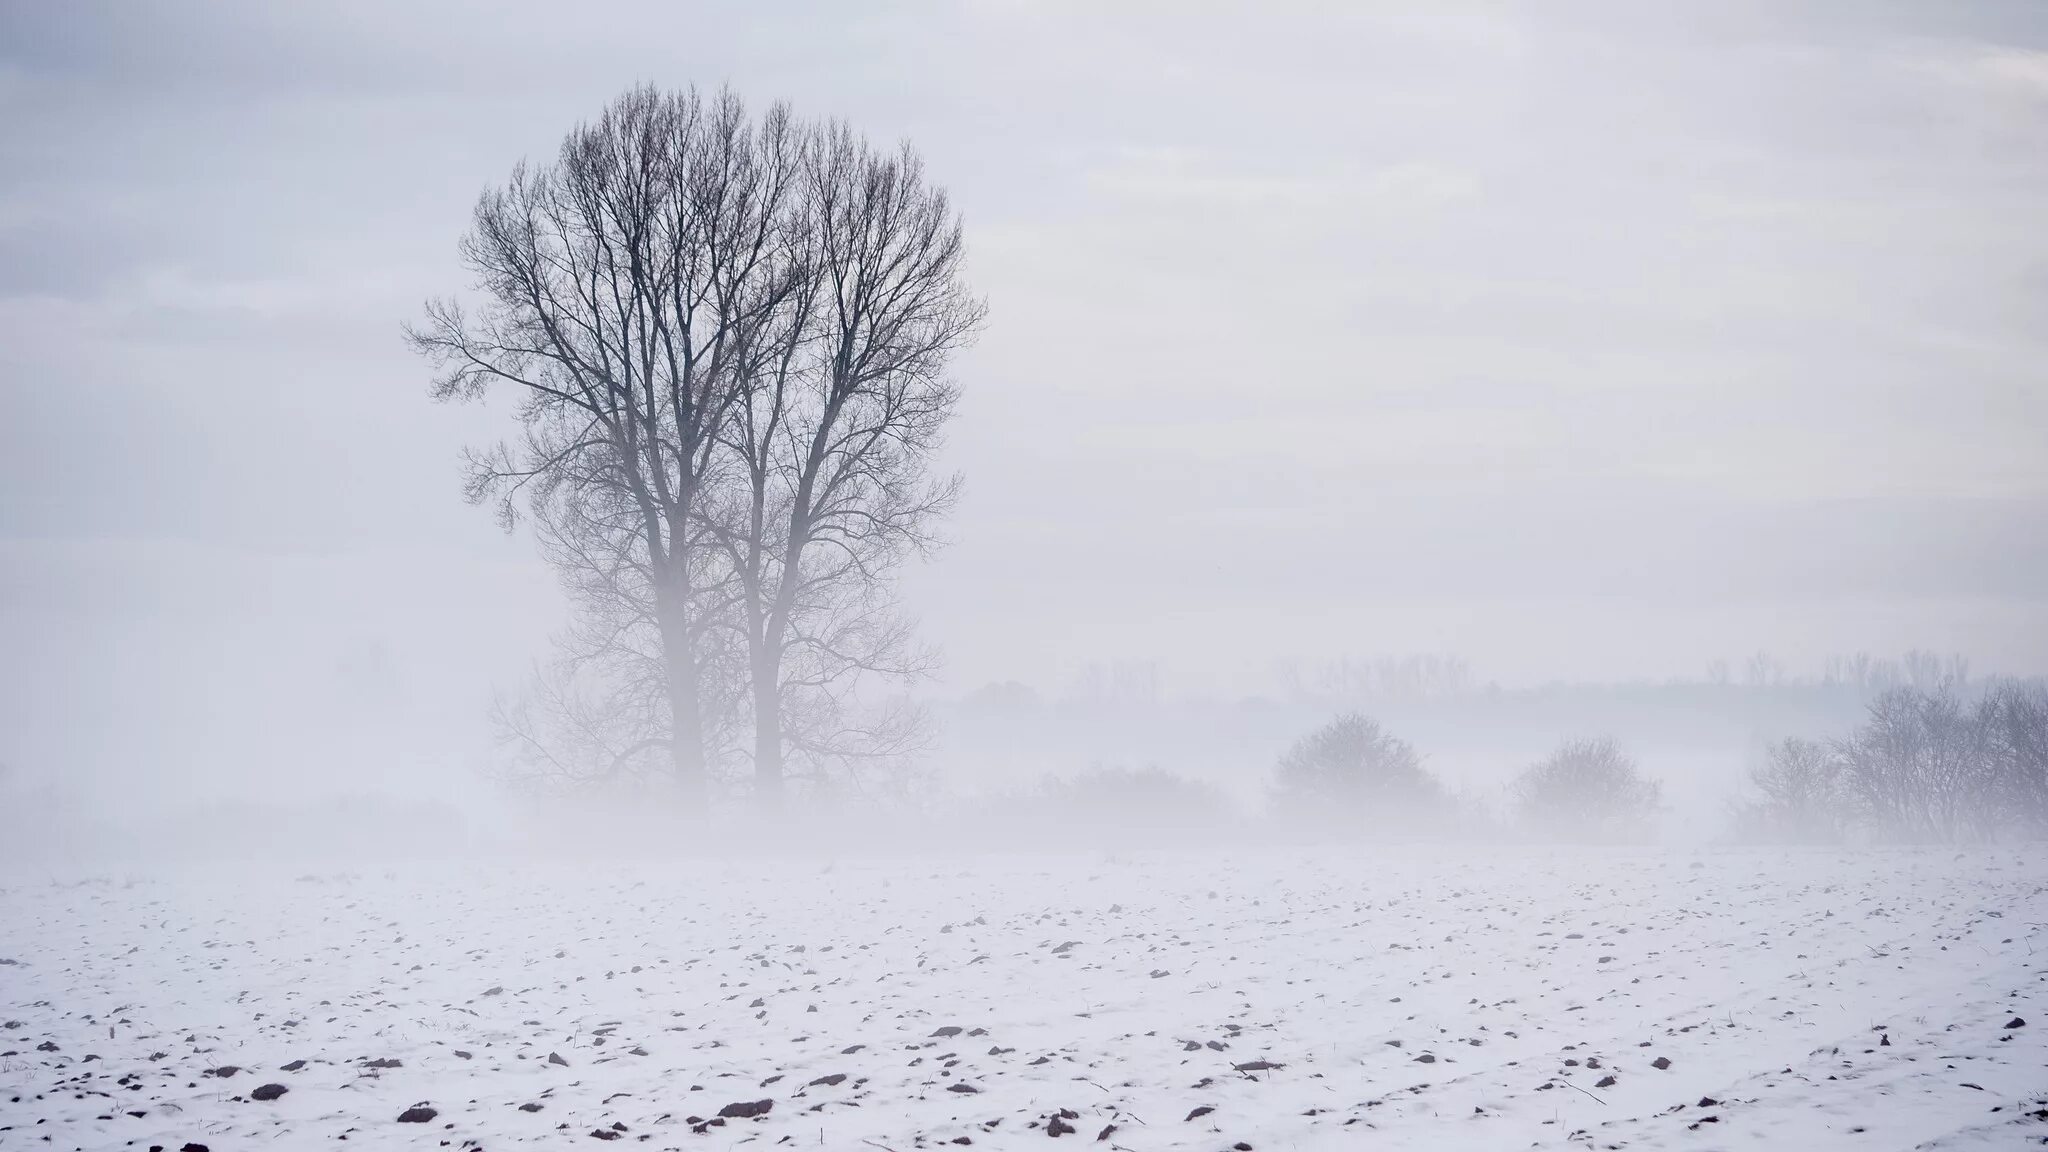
1561,1079,1608,1106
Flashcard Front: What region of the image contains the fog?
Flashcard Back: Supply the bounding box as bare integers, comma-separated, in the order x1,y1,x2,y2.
2,5,2046,1146
3,1,2045,834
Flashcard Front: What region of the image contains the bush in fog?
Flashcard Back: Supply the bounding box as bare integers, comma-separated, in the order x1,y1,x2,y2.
1982,680,2048,829
1048,765,1225,815
982,766,1231,845
1269,713,1444,827
1726,682,2048,845
1734,737,1847,843
1833,686,2002,843
1512,737,1662,841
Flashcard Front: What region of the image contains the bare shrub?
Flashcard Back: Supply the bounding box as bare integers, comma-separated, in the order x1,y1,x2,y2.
1270,713,1444,829
1833,687,1999,843
1981,680,2048,835
972,766,1231,847
1047,766,1226,820
1736,737,1846,843
1512,737,1662,842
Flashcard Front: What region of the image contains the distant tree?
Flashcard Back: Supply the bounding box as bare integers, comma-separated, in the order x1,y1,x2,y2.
1735,737,1845,843
1901,650,1970,693
1743,650,1785,688
1833,687,1999,843
1270,713,1442,823
1982,680,2048,831
1512,737,1662,841
1301,655,1473,701
1047,765,1226,823
1068,661,1163,706
960,680,1046,713
966,765,1230,848
1734,682,2044,845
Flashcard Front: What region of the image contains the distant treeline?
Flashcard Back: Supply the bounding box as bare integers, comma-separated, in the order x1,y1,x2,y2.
939,653,2019,787
1077,649,1985,703
971,680,2046,847
1733,680,2048,844
943,652,2047,846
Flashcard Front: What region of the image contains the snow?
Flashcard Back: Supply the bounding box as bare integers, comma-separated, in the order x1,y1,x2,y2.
2,847,2043,1150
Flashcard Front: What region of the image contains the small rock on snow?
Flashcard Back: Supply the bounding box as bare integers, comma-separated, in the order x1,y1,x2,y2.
717,1099,773,1119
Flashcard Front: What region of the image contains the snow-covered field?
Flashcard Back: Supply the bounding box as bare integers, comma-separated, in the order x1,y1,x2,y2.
2,848,2043,1151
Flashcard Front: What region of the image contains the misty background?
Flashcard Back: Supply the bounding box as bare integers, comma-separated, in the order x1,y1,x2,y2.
3,1,2046,846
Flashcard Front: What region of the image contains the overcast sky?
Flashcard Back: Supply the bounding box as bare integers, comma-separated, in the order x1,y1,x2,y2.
3,1,2045,808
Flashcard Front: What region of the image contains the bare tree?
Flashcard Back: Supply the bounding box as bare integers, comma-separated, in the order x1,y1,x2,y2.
1269,713,1442,825
408,86,807,806
1738,736,1845,843
1512,737,1662,842
711,124,983,805
1833,686,1999,843
1981,679,2048,833
1743,650,1785,688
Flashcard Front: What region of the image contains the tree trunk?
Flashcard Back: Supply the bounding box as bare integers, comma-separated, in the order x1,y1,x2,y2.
751,647,784,811
668,662,705,804
657,601,706,807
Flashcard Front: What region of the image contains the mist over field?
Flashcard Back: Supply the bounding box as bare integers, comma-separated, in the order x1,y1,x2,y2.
2,3,2046,1149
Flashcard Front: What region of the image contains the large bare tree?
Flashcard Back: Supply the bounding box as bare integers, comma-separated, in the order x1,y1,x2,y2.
408,86,807,805
712,124,984,804
412,86,980,810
